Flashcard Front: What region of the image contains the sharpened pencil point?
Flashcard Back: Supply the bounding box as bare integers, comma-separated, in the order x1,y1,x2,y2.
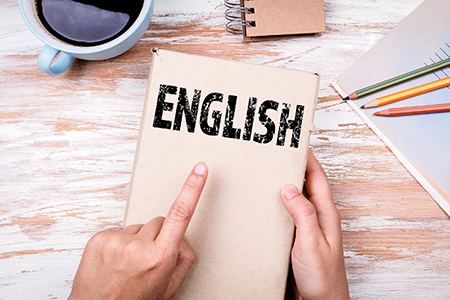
360,104,366,109
342,96,349,101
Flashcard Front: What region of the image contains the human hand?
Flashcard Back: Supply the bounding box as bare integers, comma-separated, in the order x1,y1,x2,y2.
68,162,208,300
281,150,349,300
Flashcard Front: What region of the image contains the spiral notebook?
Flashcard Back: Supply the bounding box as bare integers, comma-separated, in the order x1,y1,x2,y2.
124,49,319,299
225,0,326,42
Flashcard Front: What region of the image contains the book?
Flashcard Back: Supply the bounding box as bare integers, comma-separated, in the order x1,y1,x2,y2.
332,0,450,215
225,0,326,42
124,49,319,299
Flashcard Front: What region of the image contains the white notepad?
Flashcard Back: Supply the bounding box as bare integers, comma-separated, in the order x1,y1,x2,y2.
333,0,450,215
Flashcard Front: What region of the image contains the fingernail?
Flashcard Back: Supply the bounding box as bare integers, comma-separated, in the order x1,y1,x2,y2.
282,185,300,200
193,162,208,176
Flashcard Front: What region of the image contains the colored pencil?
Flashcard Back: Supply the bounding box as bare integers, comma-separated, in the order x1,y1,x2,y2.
374,103,450,116
362,76,450,108
343,57,450,100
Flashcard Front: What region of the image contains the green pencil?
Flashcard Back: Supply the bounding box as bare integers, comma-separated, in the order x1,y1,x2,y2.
343,57,450,100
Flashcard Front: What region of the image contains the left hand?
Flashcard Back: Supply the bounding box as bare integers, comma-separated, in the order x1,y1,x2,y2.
68,162,208,300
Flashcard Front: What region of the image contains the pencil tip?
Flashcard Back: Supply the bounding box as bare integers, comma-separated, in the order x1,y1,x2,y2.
348,92,357,100
360,104,366,109
373,111,381,116
342,96,349,101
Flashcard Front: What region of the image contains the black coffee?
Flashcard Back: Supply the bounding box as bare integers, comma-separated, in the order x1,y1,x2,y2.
36,0,144,46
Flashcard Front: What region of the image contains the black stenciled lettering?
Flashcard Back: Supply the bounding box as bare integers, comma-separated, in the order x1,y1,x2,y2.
173,88,201,133
222,95,241,140
243,97,257,141
276,103,305,148
153,84,177,129
253,100,278,144
200,92,223,136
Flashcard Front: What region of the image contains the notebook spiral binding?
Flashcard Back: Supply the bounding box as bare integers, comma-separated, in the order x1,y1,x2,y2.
224,0,255,34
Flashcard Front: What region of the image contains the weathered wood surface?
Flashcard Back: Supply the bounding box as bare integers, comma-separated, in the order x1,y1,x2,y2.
1,0,449,299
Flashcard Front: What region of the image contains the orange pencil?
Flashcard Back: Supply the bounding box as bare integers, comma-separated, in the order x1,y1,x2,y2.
374,103,450,116
362,76,450,108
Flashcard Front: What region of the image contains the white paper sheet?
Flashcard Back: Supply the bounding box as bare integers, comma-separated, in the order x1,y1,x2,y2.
333,0,450,215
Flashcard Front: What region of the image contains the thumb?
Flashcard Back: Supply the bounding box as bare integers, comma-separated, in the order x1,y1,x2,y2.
165,239,195,298
281,184,323,239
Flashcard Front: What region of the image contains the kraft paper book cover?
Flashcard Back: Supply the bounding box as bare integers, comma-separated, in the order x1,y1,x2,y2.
124,49,319,299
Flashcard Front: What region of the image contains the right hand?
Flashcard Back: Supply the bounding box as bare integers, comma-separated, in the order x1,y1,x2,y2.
281,151,349,300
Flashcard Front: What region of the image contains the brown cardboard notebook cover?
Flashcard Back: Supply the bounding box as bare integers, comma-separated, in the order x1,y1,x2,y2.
242,0,326,42
124,49,319,299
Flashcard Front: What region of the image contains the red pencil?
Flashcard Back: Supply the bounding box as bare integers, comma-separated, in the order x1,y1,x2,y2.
374,103,450,116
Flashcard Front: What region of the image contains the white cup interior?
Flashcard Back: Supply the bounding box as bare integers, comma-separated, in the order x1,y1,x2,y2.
20,0,151,52
21,0,71,48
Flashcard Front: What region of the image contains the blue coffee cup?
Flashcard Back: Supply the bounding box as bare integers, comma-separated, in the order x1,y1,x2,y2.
18,0,154,76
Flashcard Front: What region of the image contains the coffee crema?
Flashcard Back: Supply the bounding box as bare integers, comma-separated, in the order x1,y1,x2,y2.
36,0,144,46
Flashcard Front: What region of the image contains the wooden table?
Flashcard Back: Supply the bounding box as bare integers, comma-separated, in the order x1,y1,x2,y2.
1,0,449,298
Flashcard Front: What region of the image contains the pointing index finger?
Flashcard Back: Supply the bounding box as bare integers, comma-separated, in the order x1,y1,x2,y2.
155,162,208,252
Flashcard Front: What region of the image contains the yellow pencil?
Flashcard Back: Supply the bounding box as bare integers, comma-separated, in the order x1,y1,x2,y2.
361,76,450,108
